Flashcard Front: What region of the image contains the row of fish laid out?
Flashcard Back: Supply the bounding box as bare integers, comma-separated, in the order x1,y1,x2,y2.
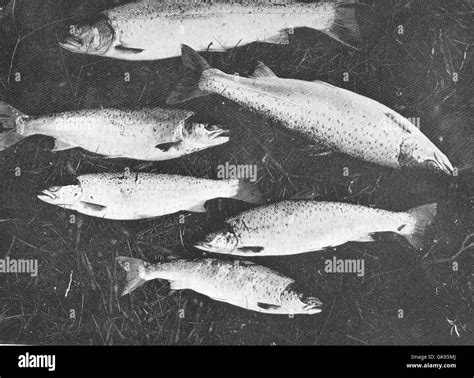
113,200,436,315
2,0,449,315
37,171,437,253
0,44,455,175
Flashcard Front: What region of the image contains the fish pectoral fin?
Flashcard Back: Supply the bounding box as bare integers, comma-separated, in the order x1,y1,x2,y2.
155,141,183,152
114,45,145,54
257,302,281,310
79,201,107,212
265,30,290,45
169,280,188,291
354,234,376,242
52,139,77,152
237,246,264,253
187,202,207,213
250,61,278,79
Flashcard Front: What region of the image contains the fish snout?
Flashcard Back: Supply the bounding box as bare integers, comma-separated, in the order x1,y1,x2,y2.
208,128,230,145
37,189,57,203
302,296,323,314
431,151,455,175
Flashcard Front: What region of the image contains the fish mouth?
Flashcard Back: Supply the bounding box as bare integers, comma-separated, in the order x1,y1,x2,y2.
37,189,56,202
431,152,455,175
210,128,230,139
302,297,323,314
208,128,230,145
194,242,232,254
59,38,84,52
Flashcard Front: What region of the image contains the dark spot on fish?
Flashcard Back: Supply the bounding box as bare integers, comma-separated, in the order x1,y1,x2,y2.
237,246,264,253
398,224,406,231
257,302,281,310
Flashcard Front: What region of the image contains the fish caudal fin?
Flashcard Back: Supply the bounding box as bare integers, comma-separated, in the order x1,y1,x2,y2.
167,44,212,105
232,180,265,204
400,204,438,250
0,101,27,151
323,2,361,49
116,256,148,296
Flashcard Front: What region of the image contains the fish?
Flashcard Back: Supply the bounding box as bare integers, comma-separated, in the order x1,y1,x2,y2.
167,45,455,175
60,0,360,61
0,102,229,160
116,256,322,314
195,200,438,256
37,172,263,220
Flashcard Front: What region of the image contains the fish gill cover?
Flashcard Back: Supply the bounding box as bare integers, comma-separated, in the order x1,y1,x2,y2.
0,0,472,345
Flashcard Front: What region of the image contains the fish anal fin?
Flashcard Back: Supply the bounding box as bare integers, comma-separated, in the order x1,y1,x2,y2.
155,141,182,152
187,201,207,213
250,61,278,79
52,139,77,152
257,302,281,310
237,246,264,253
169,280,187,291
115,45,145,54
264,30,290,45
354,234,375,242
80,201,107,212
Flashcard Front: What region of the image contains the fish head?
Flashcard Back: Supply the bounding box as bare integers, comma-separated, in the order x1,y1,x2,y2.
281,284,323,315
399,137,455,175
60,16,114,56
183,122,230,149
194,230,238,254
37,184,82,207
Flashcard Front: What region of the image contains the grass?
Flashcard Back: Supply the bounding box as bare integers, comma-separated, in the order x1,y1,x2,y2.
0,0,472,345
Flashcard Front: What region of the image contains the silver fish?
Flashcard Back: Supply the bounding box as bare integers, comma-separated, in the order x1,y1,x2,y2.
60,0,360,61
0,102,229,160
37,172,263,220
116,256,322,315
195,201,438,256
167,45,455,175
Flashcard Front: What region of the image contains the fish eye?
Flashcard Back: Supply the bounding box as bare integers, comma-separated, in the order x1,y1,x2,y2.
48,186,61,192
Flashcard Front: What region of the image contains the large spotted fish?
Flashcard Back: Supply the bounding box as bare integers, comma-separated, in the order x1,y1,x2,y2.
37,172,263,220
60,0,360,61
168,45,454,175
195,200,438,256
0,103,228,160
116,256,322,314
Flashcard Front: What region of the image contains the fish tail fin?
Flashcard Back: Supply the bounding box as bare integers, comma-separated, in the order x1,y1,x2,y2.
0,101,28,150
323,1,361,49
116,256,148,296
400,204,438,250
232,180,265,204
167,44,212,105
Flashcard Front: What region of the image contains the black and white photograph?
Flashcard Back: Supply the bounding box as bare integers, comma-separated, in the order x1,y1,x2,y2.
0,0,472,376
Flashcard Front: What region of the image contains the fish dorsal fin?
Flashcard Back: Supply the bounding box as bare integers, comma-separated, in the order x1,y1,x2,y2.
250,62,277,79
312,80,337,89
52,139,77,152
